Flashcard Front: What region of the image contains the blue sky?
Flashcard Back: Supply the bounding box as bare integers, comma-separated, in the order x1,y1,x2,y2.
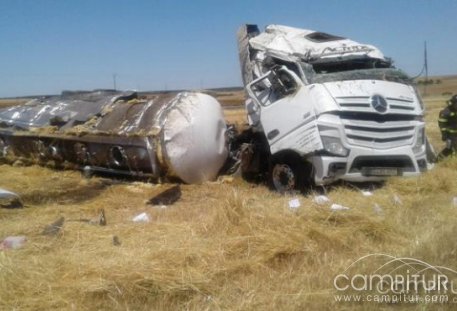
1,0,456,97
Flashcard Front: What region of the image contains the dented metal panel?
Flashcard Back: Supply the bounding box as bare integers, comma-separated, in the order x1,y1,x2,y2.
0,90,228,184
237,24,260,86
248,24,385,63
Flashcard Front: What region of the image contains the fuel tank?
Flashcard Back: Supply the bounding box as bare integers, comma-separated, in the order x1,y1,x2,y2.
0,90,228,184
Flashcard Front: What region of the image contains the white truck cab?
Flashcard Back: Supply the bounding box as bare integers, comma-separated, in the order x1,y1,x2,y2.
237,24,430,191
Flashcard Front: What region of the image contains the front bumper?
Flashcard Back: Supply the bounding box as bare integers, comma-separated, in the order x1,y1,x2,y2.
311,111,427,185
311,144,427,185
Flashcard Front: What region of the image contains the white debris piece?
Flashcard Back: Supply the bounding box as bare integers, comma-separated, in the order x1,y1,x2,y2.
313,195,330,205
373,203,384,216
330,204,350,211
393,194,403,206
0,188,23,208
1,236,27,250
0,188,18,198
361,190,373,197
288,198,301,210
132,212,150,223
453,197,457,207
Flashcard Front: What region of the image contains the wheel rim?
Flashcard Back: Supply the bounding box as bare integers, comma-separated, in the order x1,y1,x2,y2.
272,164,295,193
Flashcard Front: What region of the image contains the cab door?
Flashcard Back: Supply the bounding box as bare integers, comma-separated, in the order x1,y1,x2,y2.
247,67,323,155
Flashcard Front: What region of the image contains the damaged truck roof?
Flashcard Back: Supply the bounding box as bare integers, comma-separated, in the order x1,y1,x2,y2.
248,24,385,63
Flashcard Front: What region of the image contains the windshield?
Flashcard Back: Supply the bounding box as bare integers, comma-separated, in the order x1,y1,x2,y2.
309,68,412,85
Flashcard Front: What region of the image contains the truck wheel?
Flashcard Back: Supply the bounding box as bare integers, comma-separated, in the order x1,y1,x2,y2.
270,157,306,193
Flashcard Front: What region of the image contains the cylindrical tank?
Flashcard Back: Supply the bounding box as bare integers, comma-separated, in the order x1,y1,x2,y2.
0,90,228,184
159,93,228,183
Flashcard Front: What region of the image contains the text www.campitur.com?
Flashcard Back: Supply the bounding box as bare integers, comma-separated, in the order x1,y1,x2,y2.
334,294,450,304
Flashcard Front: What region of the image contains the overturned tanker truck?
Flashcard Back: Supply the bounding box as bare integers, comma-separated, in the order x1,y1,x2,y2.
0,24,434,190
0,91,228,184
235,24,434,192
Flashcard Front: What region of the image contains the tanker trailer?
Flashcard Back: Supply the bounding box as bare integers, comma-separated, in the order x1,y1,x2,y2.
0,90,228,184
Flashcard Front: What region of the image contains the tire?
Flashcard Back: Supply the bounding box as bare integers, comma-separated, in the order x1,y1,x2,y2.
269,156,308,193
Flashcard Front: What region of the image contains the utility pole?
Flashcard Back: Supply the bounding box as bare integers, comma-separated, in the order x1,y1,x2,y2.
113,74,117,90
423,41,428,97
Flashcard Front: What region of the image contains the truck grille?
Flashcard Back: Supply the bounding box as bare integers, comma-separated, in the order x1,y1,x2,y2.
339,113,416,149
336,96,416,113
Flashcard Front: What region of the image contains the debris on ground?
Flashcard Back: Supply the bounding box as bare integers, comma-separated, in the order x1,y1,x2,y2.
0,236,27,250
313,195,330,205
112,235,121,246
288,198,300,210
373,203,384,216
68,209,107,226
82,166,93,179
42,217,65,236
89,209,107,226
132,212,150,223
147,185,181,206
393,194,403,206
0,188,23,208
453,197,457,207
361,190,373,197
330,204,350,211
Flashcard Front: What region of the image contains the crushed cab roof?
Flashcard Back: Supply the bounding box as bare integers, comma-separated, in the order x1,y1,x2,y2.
248,24,386,63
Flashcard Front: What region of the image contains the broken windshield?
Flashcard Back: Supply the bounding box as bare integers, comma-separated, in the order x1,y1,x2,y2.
309,68,412,85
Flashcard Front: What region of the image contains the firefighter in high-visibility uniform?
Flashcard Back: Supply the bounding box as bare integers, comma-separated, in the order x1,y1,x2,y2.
438,94,457,159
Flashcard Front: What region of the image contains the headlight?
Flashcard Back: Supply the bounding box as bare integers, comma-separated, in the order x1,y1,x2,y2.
413,128,425,153
321,136,349,157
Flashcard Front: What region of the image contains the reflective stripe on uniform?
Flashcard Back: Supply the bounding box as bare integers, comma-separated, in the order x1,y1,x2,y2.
441,128,457,133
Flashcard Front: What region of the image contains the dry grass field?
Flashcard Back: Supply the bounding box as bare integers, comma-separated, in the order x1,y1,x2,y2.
0,77,457,310
0,99,28,109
